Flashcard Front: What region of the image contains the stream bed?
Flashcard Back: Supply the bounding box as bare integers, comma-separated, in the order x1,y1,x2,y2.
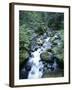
20,32,64,79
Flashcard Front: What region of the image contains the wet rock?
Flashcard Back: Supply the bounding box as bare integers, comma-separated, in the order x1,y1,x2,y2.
30,44,39,52
52,59,58,71
44,67,48,72
44,62,48,67
19,62,32,79
39,66,43,72
43,33,47,39
50,32,61,43
47,29,55,37
31,71,35,75
36,37,44,46
42,60,46,65
40,52,48,61
20,68,28,79
25,63,32,71
39,68,42,71
40,51,53,61
53,56,64,69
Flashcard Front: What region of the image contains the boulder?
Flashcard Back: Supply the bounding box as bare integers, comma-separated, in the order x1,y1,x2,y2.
51,46,64,67
40,51,53,62
56,53,64,62
20,49,29,64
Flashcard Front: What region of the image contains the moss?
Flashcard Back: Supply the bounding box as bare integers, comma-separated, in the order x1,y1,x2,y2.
56,53,64,62
19,49,29,64
40,52,49,61
40,51,52,61
42,69,64,78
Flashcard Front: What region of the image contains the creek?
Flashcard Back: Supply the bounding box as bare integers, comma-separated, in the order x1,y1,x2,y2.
28,35,58,79
20,33,63,79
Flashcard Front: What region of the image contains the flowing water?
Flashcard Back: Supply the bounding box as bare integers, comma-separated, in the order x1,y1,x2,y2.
28,37,52,79
20,33,64,79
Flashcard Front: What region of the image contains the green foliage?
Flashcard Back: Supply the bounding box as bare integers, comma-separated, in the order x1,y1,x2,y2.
19,24,32,64
19,11,64,65
35,26,44,35
47,13,64,30
19,24,32,43
51,30,64,63
19,49,29,64
19,11,43,30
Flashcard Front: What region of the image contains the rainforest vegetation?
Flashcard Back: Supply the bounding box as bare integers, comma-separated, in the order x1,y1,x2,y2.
19,11,64,79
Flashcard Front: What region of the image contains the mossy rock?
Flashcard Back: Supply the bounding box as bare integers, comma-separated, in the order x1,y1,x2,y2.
52,46,63,54
56,53,64,62
50,36,56,42
19,49,29,64
40,51,52,61
47,30,55,37
52,47,59,54
51,47,64,66
51,44,64,62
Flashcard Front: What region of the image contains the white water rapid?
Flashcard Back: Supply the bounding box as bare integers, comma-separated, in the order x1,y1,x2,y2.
28,37,51,79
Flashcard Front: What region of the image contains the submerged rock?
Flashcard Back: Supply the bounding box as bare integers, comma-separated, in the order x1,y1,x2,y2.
36,37,44,46
20,29,64,79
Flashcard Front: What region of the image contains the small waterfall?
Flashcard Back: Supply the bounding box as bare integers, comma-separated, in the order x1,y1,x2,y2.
20,32,64,79
28,37,51,79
